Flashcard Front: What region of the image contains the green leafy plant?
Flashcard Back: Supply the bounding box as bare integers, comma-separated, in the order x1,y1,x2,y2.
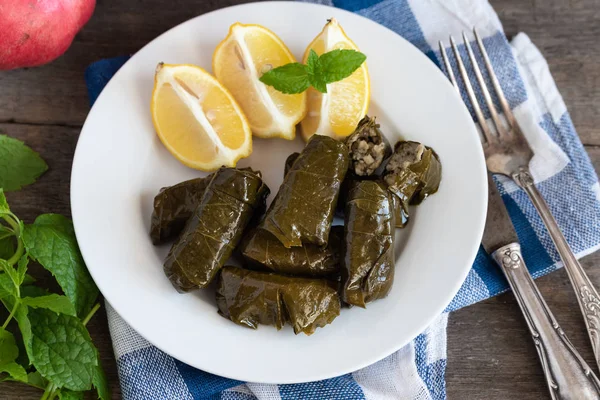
0,135,48,192
259,49,366,94
0,136,107,399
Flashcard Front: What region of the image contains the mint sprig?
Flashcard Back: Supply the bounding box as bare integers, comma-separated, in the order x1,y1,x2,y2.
0,136,108,400
258,63,310,94
259,49,366,94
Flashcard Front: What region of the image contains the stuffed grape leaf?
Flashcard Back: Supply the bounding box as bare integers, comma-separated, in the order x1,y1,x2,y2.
216,266,340,335
284,152,299,178
344,116,391,176
384,141,441,205
163,168,269,292
240,226,342,277
342,180,395,307
150,174,213,245
259,135,349,248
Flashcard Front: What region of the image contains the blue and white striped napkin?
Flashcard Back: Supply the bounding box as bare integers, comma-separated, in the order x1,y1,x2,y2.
85,0,600,398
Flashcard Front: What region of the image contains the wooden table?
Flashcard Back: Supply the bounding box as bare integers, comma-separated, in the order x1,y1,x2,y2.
1,0,599,398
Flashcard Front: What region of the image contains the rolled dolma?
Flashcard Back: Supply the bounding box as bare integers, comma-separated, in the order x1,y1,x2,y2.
384,141,441,205
345,116,390,177
216,266,340,335
164,168,269,292
259,135,349,248
150,174,213,245
284,152,299,177
342,180,395,307
240,226,343,277
383,169,420,229
333,117,390,216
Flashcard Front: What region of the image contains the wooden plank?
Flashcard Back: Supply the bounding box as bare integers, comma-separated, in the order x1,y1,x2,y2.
1,0,600,399
447,251,600,399
493,0,600,146
0,123,122,399
586,145,600,172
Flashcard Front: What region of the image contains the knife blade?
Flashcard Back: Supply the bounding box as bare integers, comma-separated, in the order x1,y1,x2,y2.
481,175,519,254
481,174,600,399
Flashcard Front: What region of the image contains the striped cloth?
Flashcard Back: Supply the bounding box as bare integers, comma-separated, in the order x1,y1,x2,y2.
85,0,600,399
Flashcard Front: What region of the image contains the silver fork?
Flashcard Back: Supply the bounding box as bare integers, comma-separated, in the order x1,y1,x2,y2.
439,29,600,370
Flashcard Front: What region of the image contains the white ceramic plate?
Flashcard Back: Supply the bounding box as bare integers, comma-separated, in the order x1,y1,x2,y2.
71,1,486,384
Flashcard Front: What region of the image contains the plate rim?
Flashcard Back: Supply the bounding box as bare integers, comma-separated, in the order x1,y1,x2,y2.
71,0,487,384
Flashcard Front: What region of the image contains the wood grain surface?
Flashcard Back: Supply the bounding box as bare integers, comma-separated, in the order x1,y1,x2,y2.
1,0,599,398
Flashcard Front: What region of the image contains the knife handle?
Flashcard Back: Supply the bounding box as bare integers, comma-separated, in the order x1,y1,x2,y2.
516,169,600,371
492,243,600,400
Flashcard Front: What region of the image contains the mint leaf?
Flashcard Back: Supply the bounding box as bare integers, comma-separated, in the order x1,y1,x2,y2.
258,49,366,95
317,49,366,83
309,74,328,94
20,285,50,298
0,272,15,298
26,371,48,389
0,370,48,388
0,192,15,258
58,390,84,400
28,308,98,391
23,214,98,317
16,255,27,285
30,214,75,236
306,50,328,93
0,362,27,382
0,135,48,192
93,363,110,400
0,327,19,365
0,189,9,212
14,303,32,357
259,63,310,94
1,298,32,367
0,327,26,382
22,294,77,316
0,259,19,291
306,49,319,76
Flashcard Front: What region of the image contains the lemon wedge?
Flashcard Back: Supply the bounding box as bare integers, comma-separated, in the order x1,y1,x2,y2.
301,19,370,141
151,63,252,171
213,23,306,140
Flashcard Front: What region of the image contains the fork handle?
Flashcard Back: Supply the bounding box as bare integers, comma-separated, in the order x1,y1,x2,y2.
492,243,600,400
514,168,600,371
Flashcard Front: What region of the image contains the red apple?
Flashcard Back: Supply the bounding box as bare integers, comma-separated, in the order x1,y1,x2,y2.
0,0,96,70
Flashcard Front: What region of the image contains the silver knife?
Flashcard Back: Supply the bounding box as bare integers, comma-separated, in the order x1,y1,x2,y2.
483,175,600,400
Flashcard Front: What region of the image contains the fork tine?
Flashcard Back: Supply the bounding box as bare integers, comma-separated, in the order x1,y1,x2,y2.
438,41,459,94
449,35,495,144
462,31,509,138
473,28,518,130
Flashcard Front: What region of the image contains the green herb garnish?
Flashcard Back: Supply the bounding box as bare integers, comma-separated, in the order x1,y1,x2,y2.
259,49,366,94
0,135,48,192
0,135,108,400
